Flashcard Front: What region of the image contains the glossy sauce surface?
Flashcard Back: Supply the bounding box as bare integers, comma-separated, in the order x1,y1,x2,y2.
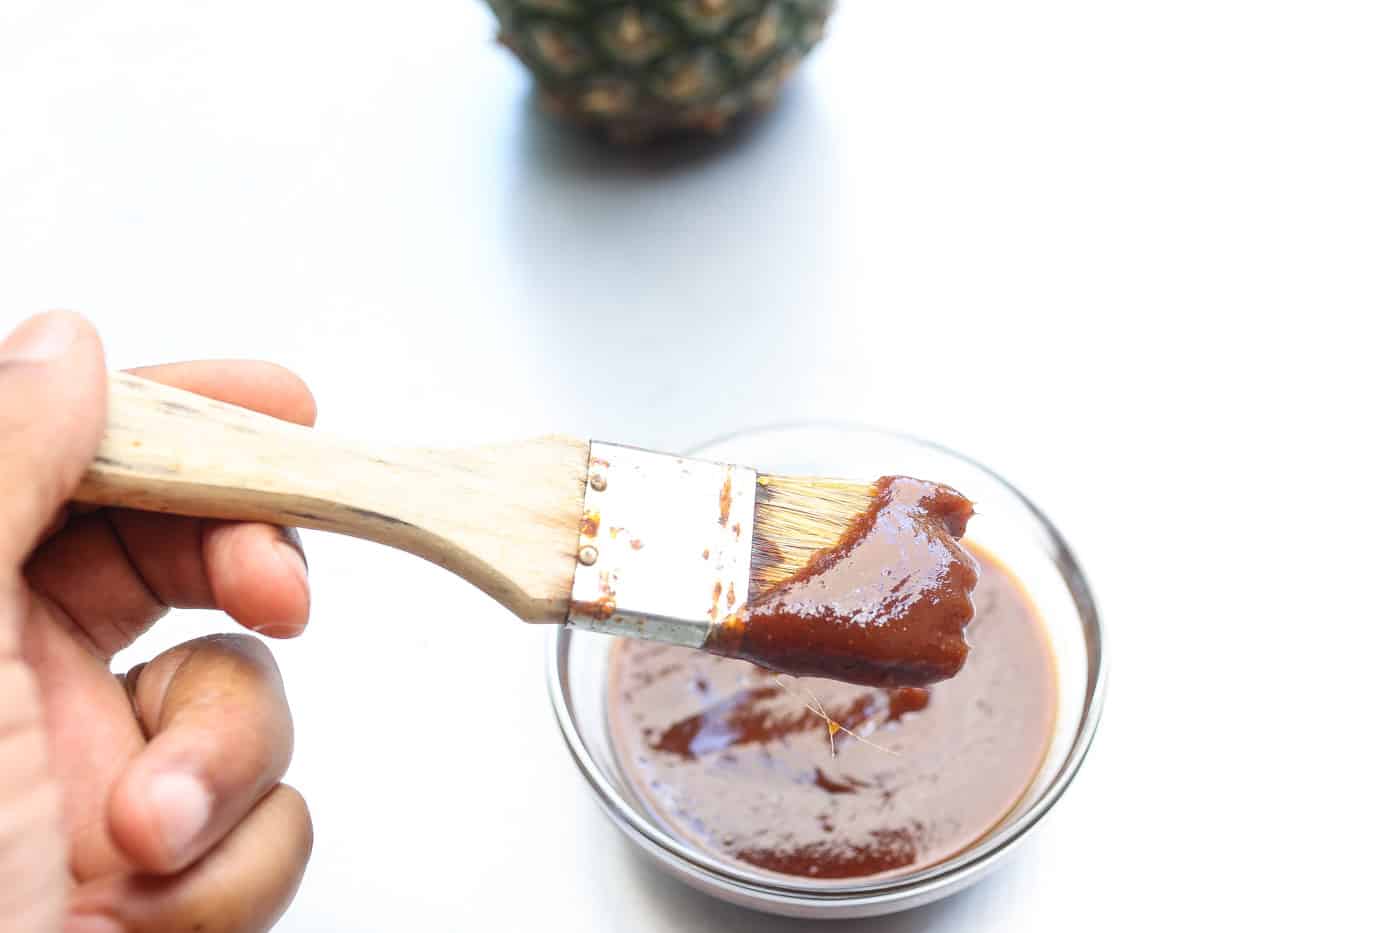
705,476,979,687
609,545,1057,880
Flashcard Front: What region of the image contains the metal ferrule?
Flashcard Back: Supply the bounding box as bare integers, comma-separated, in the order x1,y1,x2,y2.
566,441,756,649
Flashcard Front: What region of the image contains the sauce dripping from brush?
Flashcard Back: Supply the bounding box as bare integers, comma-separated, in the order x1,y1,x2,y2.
704,477,978,688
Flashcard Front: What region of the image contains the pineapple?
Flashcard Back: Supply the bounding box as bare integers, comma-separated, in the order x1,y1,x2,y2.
485,0,835,141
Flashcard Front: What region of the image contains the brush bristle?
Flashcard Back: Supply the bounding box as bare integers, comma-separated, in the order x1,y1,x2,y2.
751,474,878,592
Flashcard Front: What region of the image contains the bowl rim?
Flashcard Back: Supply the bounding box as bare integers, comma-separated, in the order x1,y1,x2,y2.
546,421,1108,906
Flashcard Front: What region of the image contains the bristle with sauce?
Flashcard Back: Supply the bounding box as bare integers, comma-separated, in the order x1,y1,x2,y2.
750,474,878,592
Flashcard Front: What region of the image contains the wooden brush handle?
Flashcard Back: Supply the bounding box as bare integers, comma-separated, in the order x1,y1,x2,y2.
75,373,589,623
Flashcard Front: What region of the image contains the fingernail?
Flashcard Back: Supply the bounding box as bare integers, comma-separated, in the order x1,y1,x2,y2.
148,772,212,863
0,311,79,363
253,622,303,639
64,915,122,933
278,526,309,572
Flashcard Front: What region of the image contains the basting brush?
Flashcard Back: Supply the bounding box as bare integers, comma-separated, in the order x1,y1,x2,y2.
77,374,978,687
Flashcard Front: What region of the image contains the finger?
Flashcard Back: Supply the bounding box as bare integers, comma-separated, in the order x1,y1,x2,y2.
0,311,104,932
68,784,312,933
107,635,293,874
26,511,310,657
203,522,309,639
126,360,317,428
0,311,106,612
23,512,169,657
111,361,315,639
24,357,317,653
107,512,311,640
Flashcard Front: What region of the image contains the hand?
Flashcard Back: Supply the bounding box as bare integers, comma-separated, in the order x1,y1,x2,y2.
0,312,315,933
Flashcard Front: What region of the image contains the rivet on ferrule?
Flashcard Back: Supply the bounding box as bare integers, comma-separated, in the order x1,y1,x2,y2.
578,545,599,566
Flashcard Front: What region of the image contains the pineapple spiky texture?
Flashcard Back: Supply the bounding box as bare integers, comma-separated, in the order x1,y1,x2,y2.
485,0,835,142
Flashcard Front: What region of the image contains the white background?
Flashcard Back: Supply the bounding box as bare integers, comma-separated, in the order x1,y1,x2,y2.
2,1,1398,930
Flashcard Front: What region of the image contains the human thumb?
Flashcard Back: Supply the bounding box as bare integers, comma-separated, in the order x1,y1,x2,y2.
0,312,106,933
0,311,107,587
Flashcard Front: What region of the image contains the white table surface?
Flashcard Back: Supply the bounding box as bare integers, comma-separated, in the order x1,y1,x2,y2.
3,2,1397,930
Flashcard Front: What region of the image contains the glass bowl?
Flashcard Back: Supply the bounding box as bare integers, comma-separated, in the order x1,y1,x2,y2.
547,424,1106,919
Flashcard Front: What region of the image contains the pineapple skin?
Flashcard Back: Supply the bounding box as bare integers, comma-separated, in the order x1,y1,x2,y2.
485,0,835,142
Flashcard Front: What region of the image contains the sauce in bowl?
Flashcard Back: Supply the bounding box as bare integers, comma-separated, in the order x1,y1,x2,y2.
608,543,1057,880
